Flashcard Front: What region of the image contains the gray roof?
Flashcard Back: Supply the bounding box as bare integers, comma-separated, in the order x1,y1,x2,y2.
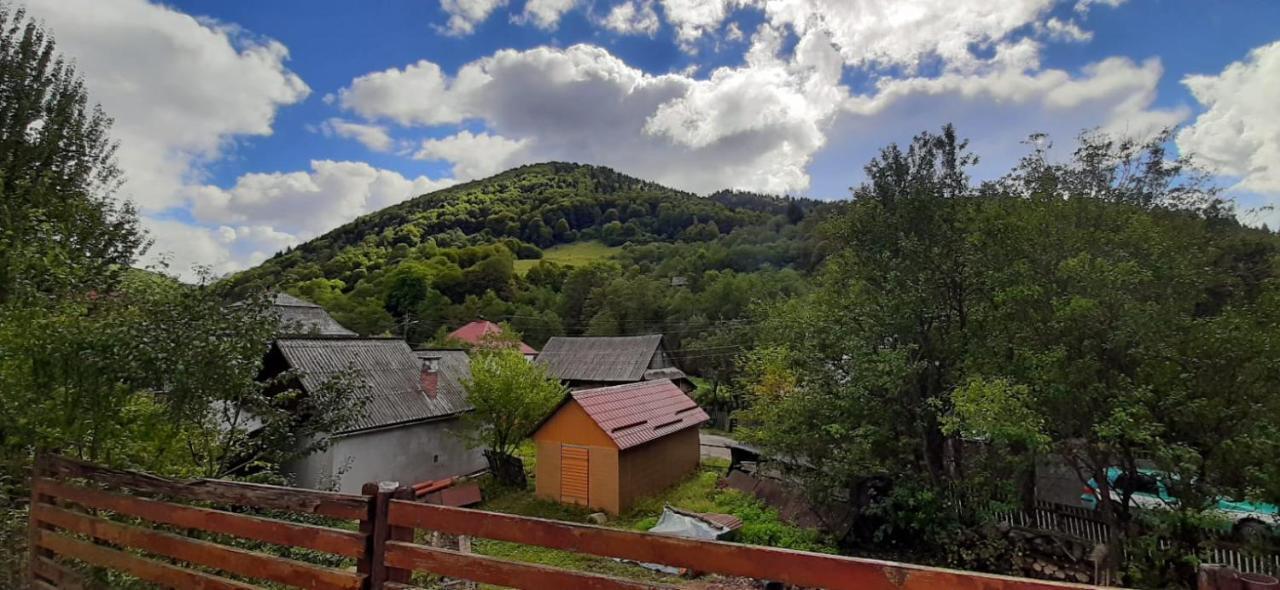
536,335,665,383
275,338,470,434
272,293,356,337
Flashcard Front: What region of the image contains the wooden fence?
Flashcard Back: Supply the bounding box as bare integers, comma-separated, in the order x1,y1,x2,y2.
27,453,1102,590
996,500,1280,577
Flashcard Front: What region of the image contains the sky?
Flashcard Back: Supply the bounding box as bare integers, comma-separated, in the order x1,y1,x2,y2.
18,0,1280,278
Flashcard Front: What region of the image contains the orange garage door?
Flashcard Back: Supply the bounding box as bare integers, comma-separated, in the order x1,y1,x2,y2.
560,445,589,505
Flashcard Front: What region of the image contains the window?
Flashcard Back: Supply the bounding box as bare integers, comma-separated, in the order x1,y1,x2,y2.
1113,472,1161,496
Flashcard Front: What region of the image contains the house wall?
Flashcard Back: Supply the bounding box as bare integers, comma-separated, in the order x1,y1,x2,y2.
648,348,673,370
287,417,485,494
532,401,620,513
618,426,701,512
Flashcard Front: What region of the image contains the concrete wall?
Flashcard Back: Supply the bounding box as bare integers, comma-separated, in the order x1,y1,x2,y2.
618,426,701,512
287,417,486,494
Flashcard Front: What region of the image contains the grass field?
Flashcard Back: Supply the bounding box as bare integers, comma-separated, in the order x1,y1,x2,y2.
418,440,835,588
513,240,620,275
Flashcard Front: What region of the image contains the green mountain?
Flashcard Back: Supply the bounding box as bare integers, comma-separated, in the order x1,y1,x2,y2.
224,163,823,366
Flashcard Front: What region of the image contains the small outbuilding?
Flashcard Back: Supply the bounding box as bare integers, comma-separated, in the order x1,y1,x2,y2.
531,379,709,514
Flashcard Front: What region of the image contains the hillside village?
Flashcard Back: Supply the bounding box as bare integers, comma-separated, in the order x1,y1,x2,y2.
6,2,1280,589
265,292,709,506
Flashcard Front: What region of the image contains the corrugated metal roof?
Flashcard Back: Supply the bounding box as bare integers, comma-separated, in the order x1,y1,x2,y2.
272,293,357,337
537,335,664,382
570,379,708,450
448,320,537,354
276,338,470,433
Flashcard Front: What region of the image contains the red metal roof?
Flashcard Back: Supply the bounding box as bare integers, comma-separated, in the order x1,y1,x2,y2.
571,379,709,450
448,320,537,355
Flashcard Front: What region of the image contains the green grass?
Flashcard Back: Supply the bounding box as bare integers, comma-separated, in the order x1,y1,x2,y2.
513,241,620,275
454,442,835,588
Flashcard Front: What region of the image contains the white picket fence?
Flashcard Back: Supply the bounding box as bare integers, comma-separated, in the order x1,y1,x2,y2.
996,501,1280,576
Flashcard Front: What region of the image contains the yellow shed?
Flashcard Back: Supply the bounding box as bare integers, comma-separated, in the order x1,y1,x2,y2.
531,379,709,514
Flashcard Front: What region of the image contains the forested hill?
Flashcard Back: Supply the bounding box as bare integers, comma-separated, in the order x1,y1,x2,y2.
224,162,826,364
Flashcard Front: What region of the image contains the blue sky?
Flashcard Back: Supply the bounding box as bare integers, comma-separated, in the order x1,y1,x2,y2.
21,0,1280,276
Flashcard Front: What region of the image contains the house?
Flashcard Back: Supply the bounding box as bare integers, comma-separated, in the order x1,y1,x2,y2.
271,293,356,337
447,319,538,360
265,337,485,493
530,379,709,514
536,334,693,391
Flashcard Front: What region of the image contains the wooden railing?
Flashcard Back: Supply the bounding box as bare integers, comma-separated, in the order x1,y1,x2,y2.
379,500,1101,590
28,453,373,590
27,453,1103,590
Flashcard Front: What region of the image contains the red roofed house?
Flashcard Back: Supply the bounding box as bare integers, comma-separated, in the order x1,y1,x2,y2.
448,320,537,360
530,379,709,514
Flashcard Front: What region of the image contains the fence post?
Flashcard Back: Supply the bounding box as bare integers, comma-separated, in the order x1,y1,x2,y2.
365,481,414,590
358,482,379,588
26,453,54,587
386,485,415,585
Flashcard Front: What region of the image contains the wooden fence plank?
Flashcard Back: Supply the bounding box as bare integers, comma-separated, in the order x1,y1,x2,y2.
30,556,85,590
384,542,677,590
37,453,368,520
34,477,365,558
36,530,260,590
32,503,363,590
388,501,1099,590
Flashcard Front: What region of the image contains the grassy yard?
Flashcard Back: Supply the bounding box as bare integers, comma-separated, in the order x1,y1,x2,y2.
424,441,834,588
513,240,619,275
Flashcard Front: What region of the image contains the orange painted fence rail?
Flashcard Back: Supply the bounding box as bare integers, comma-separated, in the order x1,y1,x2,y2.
27,453,1112,590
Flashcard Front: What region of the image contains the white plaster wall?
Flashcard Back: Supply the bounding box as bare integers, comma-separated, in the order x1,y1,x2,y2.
287,418,485,494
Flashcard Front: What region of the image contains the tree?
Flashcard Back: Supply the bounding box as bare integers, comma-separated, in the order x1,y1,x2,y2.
0,272,365,480
461,348,565,486
738,127,1280,582
0,6,146,303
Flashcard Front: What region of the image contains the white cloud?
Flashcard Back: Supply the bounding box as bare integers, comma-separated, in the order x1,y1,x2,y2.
725,21,744,42
414,131,531,180
336,33,848,194
141,218,299,278
517,0,577,29
659,0,739,46
1074,0,1126,15
796,47,1187,197
1177,41,1280,196
758,0,1056,70
22,0,310,212
1039,17,1092,43
141,160,456,278
602,0,660,36
440,0,507,35
190,160,455,238
337,59,479,126
319,118,395,151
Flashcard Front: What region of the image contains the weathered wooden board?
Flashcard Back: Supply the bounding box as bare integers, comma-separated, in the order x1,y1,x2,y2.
37,454,368,520
385,542,677,590
388,501,1103,590
36,530,261,590
34,477,365,558
33,504,363,590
